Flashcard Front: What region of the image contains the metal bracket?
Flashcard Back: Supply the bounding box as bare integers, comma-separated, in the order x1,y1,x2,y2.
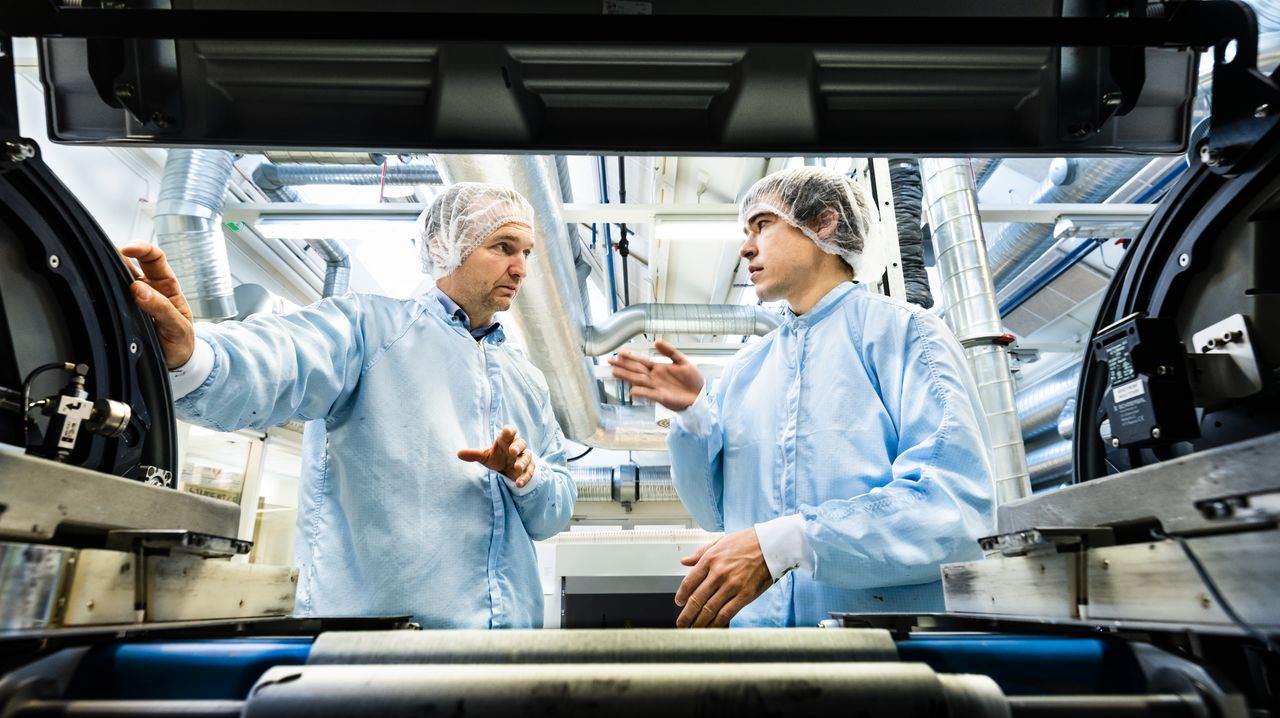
1177,1,1280,175
979,526,1116,557
1188,313,1264,404
0,33,37,173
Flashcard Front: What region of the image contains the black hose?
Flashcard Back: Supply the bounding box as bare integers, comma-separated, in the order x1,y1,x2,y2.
887,159,934,309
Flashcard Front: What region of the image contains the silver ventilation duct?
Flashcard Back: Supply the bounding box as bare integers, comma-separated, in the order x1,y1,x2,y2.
153,149,238,320
583,304,781,356
1026,439,1072,487
1016,364,1082,441
307,238,352,298
986,157,1150,291
431,154,667,450
920,158,1030,505
571,464,679,503
253,162,441,192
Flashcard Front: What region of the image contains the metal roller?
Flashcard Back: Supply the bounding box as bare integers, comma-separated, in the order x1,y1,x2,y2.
307,628,899,664
244,663,1010,718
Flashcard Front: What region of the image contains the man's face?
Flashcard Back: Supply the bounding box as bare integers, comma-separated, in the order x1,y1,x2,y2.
445,222,534,320
739,209,828,304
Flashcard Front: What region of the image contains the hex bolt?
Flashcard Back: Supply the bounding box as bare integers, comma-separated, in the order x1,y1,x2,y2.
1256,103,1271,119
1200,145,1223,167
1156,365,1171,376
1111,437,1121,448
1151,427,1162,439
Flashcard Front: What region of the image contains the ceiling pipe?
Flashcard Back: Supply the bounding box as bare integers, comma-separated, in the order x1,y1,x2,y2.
582,304,780,356
153,149,238,320
920,158,1031,505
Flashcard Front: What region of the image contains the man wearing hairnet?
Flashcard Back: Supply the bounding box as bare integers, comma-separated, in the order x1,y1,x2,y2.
610,167,994,628
123,183,576,628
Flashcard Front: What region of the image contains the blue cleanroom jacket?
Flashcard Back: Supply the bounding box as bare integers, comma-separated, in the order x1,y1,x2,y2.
175,290,576,628
669,282,995,626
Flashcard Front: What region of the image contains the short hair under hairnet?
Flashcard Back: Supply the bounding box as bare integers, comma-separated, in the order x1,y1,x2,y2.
738,167,884,281
416,182,536,277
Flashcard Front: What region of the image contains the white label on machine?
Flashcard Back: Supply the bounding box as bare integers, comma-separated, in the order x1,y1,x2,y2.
56,396,93,449
1112,380,1145,404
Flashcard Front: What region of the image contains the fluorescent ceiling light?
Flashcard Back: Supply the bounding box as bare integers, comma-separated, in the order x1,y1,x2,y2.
253,215,419,243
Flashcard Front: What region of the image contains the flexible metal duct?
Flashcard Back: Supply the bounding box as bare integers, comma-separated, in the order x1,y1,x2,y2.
986,157,1150,291
570,464,680,503
920,158,1030,505
1026,438,1072,486
307,238,351,298
1057,398,1076,440
154,149,238,320
253,162,441,191
583,304,780,356
1016,363,1082,441
969,158,1001,190
432,154,666,450
887,158,933,309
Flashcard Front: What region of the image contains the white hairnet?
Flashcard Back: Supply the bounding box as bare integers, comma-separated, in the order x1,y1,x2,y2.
416,182,536,277
738,166,885,281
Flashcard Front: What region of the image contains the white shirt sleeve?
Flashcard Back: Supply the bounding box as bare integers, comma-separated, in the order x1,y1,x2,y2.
674,388,714,436
500,459,545,497
168,336,215,400
754,513,815,581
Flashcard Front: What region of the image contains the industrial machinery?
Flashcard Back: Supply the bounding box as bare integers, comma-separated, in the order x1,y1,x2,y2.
0,1,1276,716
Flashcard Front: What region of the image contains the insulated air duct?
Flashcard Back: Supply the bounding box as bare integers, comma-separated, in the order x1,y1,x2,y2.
153,149,238,320
582,304,780,356
1016,364,1082,441
920,158,1031,504
252,162,441,193
887,159,933,309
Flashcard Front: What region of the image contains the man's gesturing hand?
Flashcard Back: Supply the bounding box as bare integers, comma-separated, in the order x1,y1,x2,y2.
458,425,536,488
608,340,705,412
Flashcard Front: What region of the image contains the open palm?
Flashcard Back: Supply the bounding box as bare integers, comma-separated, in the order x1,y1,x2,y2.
608,340,705,412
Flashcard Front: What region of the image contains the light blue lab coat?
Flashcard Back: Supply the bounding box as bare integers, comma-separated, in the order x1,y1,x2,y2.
669,282,995,626
175,290,576,628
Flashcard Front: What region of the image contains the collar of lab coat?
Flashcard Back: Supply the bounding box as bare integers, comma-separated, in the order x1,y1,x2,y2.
784,280,862,329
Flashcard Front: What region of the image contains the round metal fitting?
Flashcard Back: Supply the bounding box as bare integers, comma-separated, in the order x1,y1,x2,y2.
1178,253,1189,267
1111,437,1121,448
1151,427,1162,439
48,254,60,269
129,341,138,354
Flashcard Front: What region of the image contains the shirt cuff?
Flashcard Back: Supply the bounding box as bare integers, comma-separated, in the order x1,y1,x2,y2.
754,513,814,581
168,336,215,400
501,458,545,497
674,388,714,436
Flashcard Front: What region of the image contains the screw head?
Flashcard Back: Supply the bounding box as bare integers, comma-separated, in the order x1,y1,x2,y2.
1200,145,1223,167
1103,91,1123,107
1156,365,1170,376
1256,103,1270,119
48,254,60,269
1199,593,1212,609
1178,253,1189,267
1111,437,1121,448
1151,427,1162,439
129,341,138,354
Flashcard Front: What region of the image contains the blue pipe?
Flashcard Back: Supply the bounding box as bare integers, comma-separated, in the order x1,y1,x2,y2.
999,162,1187,317
597,156,619,314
